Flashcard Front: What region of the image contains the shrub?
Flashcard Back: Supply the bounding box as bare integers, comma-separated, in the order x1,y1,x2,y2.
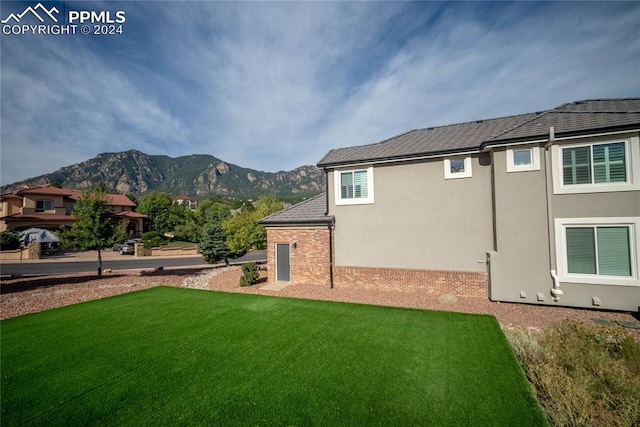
141,231,169,249
0,231,21,250
239,262,259,287
505,320,640,427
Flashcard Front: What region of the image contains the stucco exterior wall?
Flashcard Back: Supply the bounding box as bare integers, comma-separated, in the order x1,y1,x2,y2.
489,145,554,304
489,134,640,312
266,227,331,286
21,195,65,214
547,133,640,311
328,155,493,273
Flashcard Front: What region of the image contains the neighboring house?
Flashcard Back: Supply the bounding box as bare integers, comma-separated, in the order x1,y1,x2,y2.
261,98,640,312
0,185,147,236
174,194,198,210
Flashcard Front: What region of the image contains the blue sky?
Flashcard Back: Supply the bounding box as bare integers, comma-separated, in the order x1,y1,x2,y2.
1,1,638,186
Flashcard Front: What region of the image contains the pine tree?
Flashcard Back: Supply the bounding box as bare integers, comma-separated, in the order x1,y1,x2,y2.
199,218,234,266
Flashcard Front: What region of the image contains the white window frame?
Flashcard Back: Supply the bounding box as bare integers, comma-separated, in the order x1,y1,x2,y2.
551,136,639,194
506,146,541,172
334,167,374,206
444,156,472,179
555,217,640,287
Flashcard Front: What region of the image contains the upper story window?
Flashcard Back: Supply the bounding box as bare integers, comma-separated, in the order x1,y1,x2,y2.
506,146,541,172
35,199,54,212
444,156,472,179
334,167,374,205
67,202,75,214
563,142,625,185
551,136,639,194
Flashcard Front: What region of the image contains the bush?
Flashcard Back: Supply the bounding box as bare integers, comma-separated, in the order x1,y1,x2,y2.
239,262,259,287
0,231,21,250
505,320,640,427
141,231,169,249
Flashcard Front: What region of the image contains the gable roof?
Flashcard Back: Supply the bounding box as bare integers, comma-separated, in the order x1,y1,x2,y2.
317,98,640,168
260,193,333,226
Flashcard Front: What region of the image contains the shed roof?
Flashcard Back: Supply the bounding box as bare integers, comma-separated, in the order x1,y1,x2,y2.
260,193,332,226
317,98,640,167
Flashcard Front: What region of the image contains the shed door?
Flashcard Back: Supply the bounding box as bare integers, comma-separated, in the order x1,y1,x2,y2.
275,243,290,282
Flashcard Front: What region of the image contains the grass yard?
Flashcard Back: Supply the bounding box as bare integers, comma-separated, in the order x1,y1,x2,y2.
1,287,546,426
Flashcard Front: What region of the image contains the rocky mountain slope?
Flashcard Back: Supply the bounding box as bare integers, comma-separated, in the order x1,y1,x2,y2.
1,150,325,198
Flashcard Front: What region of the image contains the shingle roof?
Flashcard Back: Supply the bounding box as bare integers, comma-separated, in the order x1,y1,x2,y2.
260,193,333,225
488,99,640,144
317,98,640,167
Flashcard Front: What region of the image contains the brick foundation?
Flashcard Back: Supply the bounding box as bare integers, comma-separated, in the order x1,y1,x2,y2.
333,266,488,297
265,227,488,297
266,227,331,286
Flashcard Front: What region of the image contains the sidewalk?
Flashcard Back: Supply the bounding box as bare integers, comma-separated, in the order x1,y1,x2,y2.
13,249,205,263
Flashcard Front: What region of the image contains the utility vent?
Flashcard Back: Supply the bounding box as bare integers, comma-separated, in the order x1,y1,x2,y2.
592,296,602,306
536,292,545,301
519,291,527,299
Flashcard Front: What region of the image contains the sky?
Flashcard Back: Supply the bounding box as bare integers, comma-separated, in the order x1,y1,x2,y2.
1,1,639,186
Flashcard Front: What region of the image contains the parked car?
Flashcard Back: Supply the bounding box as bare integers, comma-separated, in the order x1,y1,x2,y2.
112,242,124,251
120,240,136,255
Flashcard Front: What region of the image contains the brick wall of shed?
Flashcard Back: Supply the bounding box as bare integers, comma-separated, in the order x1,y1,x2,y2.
266,227,331,286
333,266,488,297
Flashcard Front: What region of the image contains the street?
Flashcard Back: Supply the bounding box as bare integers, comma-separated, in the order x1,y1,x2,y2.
0,250,266,276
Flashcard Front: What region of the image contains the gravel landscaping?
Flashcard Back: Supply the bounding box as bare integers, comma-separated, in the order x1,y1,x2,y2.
1,266,638,337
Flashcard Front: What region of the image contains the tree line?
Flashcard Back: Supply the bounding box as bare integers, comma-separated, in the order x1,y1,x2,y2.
2,187,285,278
134,191,284,265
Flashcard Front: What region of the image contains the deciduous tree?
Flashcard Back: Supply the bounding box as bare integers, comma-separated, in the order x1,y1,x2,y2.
137,191,176,234
59,189,127,278
223,196,283,254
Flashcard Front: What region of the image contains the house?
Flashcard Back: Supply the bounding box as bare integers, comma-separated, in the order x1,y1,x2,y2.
174,194,198,210
0,185,147,236
261,98,640,312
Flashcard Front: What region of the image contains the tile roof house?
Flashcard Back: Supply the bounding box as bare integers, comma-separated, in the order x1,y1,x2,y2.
174,194,198,210
0,185,146,236
262,98,640,312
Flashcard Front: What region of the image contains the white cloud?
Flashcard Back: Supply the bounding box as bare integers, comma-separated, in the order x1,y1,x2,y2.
1,1,638,186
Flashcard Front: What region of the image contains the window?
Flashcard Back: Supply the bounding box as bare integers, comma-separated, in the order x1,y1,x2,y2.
444,156,472,179
506,146,541,172
555,217,639,286
334,167,374,205
67,202,75,213
35,200,53,212
562,142,626,185
552,137,639,194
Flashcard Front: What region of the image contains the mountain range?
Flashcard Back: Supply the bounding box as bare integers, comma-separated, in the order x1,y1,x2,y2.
0,150,325,199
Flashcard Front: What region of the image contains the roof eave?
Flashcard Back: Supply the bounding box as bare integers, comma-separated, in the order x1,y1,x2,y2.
317,147,480,169
260,216,335,227
482,123,640,149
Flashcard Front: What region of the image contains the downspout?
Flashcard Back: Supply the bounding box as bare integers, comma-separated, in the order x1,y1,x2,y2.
544,126,562,301
324,168,334,289
329,222,334,289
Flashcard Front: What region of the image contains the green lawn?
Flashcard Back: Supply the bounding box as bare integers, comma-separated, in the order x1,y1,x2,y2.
1,287,546,426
